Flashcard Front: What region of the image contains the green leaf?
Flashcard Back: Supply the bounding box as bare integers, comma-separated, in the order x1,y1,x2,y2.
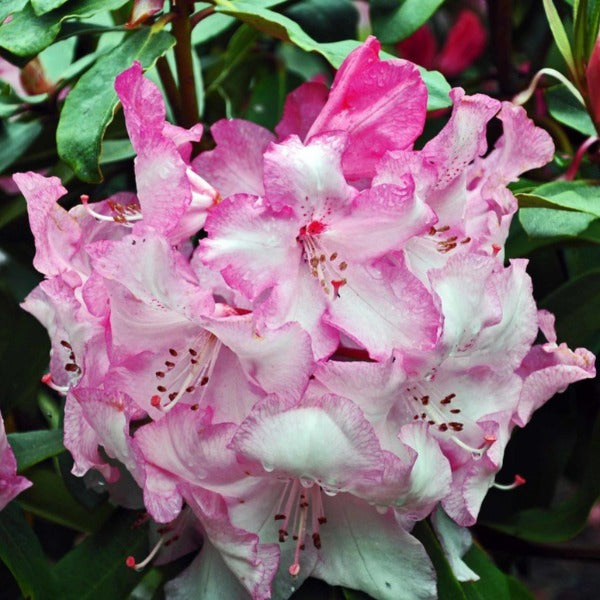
0,287,49,412
0,503,57,600
31,0,71,15
461,545,533,599
0,0,130,57
518,180,600,217
0,0,28,24
412,521,467,600
57,27,175,182
0,119,43,173
17,467,114,533
53,509,149,600
214,1,451,110
542,267,600,351
483,389,600,543
7,429,65,471
370,0,445,43
284,0,359,43
545,85,596,136
543,0,576,74
518,206,599,239
99,138,135,164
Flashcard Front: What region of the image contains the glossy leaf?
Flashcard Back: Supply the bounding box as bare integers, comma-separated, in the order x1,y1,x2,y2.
518,180,600,217
17,467,114,534
545,85,596,136
0,287,49,412
31,0,70,15
0,0,130,56
284,0,359,43
542,268,600,351
57,27,175,182
213,0,452,110
52,509,149,600
0,503,57,600
483,411,600,543
518,206,599,240
370,0,445,43
543,0,576,74
413,521,467,600
461,545,534,600
7,429,65,471
0,0,28,23
0,119,43,173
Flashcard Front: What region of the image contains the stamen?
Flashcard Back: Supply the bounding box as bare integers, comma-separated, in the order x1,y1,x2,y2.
151,334,221,412
41,373,69,394
492,474,526,491
451,434,496,459
81,195,141,226
125,535,165,571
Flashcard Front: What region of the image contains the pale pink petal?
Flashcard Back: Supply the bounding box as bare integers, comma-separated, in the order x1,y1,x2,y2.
231,392,384,493
422,89,500,189
428,254,502,358
275,80,329,140
192,119,275,197
255,264,339,360
115,63,201,240
325,253,441,360
450,260,538,372
308,36,427,180
0,411,32,511
315,357,405,427
204,316,314,401
164,543,250,600
313,494,437,600
262,132,355,214
393,423,452,523
13,172,80,277
184,486,279,600
134,405,243,522
480,102,555,186
431,507,479,582
87,232,214,321
322,181,436,262
516,317,596,426
199,194,300,301
70,387,144,485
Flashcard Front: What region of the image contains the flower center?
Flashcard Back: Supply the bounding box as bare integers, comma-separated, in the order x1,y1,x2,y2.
273,478,327,578
298,221,347,300
81,194,142,226
405,379,496,458
150,331,221,413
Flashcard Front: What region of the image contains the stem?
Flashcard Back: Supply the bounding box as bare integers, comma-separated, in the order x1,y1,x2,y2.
156,56,182,123
171,0,199,128
191,6,215,28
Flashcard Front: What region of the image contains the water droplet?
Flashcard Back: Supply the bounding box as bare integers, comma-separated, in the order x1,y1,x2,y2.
262,462,275,473
299,477,314,489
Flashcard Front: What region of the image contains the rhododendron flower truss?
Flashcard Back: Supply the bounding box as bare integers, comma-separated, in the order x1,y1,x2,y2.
12,29,597,600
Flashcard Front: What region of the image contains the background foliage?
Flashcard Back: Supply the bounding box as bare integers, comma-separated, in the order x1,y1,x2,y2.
0,0,598,598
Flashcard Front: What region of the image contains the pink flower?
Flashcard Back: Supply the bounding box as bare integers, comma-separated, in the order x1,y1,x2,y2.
0,411,32,511
15,34,595,600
